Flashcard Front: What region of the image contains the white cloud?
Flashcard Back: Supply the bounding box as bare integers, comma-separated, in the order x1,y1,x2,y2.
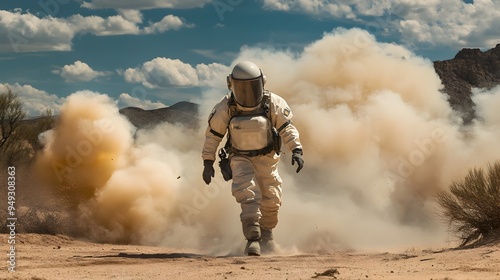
261,0,500,49
396,0,500,48
0,83,64,116
144,15,194,34
82,0,212,10
261,0,356,18
118,9,144,24
124,58,198,88
69,13,193,36
69,12,192,36
68,14,141,36
0,10,193,52
117,93,166,109
0,10,74,52
59,61,112,82
124,57,229,88
196,63,231,87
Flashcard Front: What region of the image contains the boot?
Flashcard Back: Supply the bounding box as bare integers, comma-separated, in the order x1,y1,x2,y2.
242,220,261,256
244,240,260,256
260,228,276,254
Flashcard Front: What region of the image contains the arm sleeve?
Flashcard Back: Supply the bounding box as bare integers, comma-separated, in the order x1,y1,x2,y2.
270,93,303,152
202,96,230,161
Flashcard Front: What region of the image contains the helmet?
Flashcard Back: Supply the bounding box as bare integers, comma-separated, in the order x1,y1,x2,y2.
227,61,266,108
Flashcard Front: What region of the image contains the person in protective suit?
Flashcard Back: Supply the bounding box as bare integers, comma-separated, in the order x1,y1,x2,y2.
201,61,304,256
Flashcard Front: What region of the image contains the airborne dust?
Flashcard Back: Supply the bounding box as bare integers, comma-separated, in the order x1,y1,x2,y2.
35,29,500,254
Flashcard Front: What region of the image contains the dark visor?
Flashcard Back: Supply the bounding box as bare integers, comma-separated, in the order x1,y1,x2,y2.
232,77,264,108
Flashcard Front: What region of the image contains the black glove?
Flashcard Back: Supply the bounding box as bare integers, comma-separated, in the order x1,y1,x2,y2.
202,160,215,185
291,148,304,173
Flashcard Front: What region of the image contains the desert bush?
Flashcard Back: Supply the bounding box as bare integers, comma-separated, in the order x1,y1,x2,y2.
437,162,500,246
0,89,25,149
16,207,67,235
2,111,55,166
0,203,69,235
0,89,54,166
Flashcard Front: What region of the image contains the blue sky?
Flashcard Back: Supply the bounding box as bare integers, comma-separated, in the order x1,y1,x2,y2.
0,0,498,116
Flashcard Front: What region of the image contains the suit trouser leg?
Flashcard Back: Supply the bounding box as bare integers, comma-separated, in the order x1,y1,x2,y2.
253,153,282,231
231,156,261,240
230,153,282,239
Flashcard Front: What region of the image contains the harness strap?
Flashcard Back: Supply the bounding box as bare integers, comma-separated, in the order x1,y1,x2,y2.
231,143,275,157
224,91,278,157
210,128,224,138
277,120,291,133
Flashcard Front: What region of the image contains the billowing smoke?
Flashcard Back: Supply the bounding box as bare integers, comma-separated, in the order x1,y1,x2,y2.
35,90,241,250
35,28,500,254
235,29,500,250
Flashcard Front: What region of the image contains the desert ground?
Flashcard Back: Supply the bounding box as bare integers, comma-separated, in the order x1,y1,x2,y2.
1,234,499,280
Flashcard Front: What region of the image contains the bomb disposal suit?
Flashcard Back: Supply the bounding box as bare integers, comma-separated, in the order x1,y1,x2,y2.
201,61,304,256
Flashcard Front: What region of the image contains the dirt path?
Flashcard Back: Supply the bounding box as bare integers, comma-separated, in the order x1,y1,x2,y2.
1,234,500,280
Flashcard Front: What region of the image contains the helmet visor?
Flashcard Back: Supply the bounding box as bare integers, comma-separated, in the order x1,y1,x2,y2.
232,77,264,108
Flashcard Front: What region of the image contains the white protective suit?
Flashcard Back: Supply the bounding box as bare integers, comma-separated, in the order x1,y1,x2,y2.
202,91,302,236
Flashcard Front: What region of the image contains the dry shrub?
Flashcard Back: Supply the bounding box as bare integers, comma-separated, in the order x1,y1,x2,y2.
0,200,70,236
437,162,500,247
16,208,68,235
0,114,54,166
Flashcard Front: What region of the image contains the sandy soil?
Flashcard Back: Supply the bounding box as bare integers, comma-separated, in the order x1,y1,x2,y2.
1,234,500,280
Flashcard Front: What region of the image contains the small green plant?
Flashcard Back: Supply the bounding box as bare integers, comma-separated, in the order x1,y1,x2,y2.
437,162,500,247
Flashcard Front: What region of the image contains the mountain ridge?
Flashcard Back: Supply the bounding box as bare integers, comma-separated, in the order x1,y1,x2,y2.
434,43,500,123
119,101,199,129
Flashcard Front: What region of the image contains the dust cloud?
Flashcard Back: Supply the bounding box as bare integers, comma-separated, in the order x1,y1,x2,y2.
35,28,500,254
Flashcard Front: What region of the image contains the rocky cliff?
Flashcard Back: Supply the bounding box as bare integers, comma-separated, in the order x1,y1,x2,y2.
434,44,500,123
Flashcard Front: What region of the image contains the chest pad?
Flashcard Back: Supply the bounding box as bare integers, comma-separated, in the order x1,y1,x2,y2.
229,115,272,151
